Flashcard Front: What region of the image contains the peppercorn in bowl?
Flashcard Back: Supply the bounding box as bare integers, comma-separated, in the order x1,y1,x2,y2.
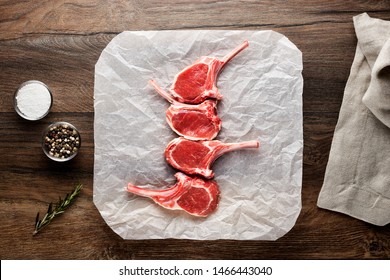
42,122,81,162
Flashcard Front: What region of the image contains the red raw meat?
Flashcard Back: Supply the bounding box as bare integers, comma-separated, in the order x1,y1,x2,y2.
149,79,222,140
127,172,220,217
165,137,260,179
154,40,249,104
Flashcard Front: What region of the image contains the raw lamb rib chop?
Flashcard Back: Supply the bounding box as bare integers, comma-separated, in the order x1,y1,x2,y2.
153,40,249,104
127,172,220,217
165,137,260,179
149,79,222,140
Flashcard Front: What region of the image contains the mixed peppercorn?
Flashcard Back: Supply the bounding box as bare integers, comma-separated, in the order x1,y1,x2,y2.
43,123,80,160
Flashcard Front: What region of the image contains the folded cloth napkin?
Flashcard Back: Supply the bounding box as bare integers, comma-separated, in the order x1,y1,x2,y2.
317,13,390,226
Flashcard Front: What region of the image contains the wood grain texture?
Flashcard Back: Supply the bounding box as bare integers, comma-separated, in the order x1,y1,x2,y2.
1,0,390,259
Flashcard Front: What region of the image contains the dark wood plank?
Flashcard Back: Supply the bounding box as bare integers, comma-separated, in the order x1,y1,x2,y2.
1,0,389,259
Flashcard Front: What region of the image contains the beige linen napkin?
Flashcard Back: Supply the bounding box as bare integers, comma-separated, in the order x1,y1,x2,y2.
317,13,390,226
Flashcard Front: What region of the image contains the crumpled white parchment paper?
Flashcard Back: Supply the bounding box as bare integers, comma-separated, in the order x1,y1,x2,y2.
93,30,303,240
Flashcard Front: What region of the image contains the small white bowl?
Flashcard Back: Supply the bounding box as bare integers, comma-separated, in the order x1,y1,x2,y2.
14,80,53,121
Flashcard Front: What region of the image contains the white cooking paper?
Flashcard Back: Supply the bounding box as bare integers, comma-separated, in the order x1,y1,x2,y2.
93,30,303,240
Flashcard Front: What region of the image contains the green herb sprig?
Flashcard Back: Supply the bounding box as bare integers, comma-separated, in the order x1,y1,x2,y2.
33,183,83,235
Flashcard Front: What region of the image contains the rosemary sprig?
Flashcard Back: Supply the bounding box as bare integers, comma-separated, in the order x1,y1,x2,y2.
33,183,83,235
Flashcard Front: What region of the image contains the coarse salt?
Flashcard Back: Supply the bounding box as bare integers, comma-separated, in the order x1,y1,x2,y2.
15,81,52,120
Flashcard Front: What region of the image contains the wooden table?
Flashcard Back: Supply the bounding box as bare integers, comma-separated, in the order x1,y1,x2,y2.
1,1,389,260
